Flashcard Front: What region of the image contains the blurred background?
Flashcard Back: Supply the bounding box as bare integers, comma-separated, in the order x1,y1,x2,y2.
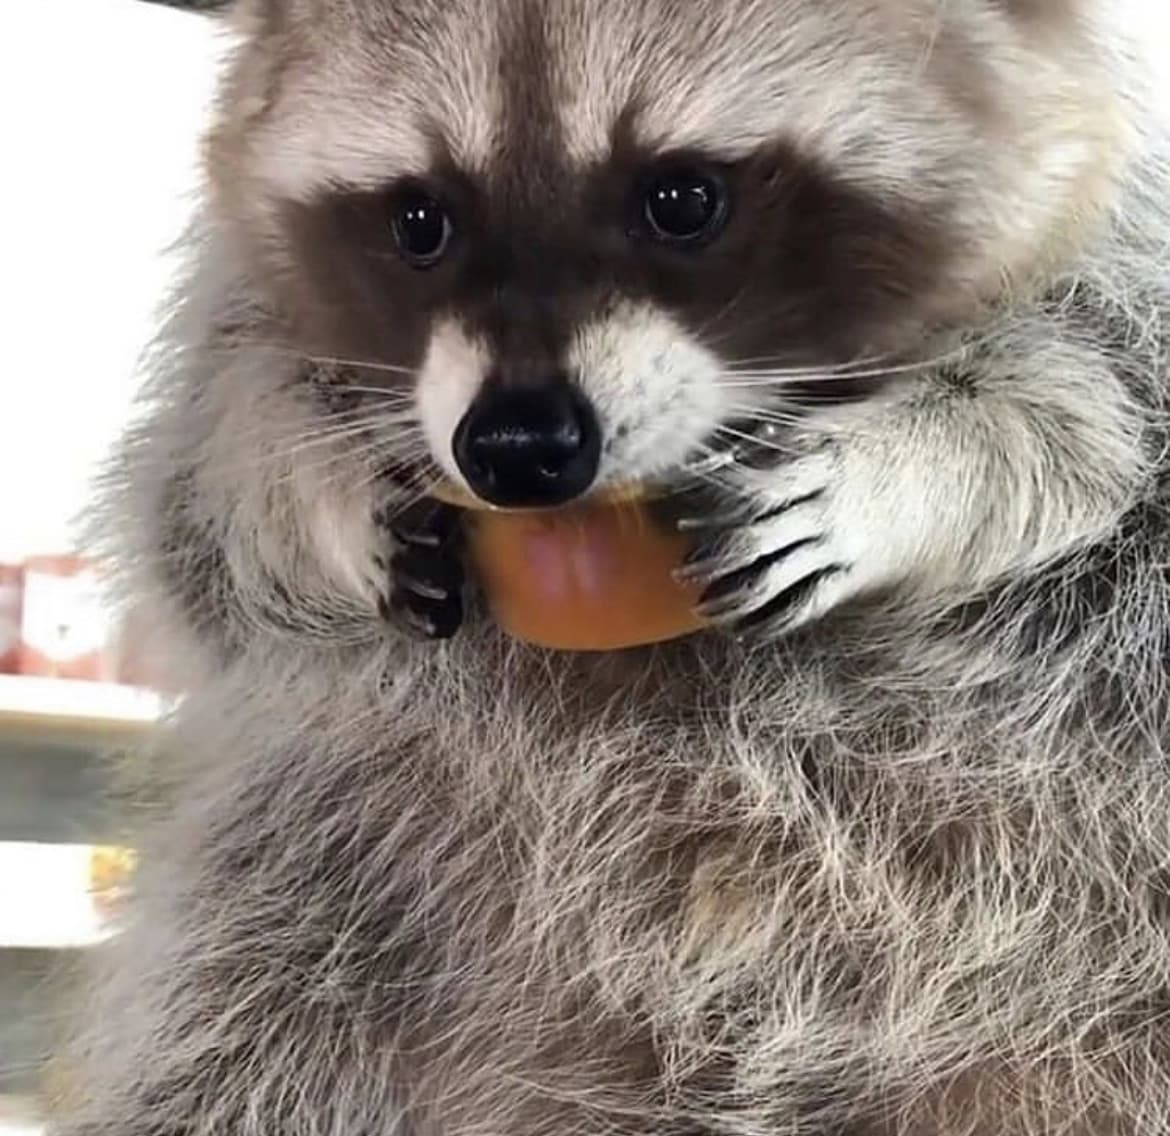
0,3,221,1132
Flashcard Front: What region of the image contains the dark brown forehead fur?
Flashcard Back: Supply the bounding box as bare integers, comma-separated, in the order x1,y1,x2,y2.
270,3,964,388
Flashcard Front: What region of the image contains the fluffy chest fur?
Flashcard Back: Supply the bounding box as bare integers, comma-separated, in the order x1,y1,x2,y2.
67,603,1170,1134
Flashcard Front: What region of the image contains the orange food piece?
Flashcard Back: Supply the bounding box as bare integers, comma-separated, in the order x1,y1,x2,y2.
462,496,706,651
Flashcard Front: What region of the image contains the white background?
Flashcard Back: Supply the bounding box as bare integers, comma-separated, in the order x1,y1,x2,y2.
0,0,222,561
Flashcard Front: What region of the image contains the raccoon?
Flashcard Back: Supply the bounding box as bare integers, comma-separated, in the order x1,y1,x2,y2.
58,1,1170,1134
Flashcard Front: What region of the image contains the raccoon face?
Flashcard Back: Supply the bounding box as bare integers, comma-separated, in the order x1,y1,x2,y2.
209,0,1126,507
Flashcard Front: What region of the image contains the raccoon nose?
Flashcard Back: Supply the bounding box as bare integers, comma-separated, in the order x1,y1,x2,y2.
452,384,601,508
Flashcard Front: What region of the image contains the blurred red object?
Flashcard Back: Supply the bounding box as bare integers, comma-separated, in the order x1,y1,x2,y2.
0,564,21,674
19,555,116,681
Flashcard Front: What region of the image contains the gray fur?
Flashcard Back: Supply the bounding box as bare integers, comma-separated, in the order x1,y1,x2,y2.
55,2,1170,1134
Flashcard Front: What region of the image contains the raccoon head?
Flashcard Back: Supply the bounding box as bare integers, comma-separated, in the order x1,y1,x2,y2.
206,0,1131,510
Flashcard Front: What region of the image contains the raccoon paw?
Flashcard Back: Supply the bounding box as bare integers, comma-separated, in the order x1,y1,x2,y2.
377,499,465,640
676,447,872,637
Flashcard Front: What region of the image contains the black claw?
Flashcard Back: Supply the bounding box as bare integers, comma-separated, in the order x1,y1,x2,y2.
696,538,823,612
679,531,748,579
386,499,462,548
387,585,464,640
678,488,826,536
751,488,825,524
379,499,466,640
734,566,844,635
642,479,736,533
698,564,765,612
393,545,463,599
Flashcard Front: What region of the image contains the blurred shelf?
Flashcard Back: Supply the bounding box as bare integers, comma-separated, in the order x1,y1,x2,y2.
0,676,161,743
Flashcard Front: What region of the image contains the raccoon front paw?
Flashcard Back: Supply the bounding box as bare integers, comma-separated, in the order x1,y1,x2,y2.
677,448,873,637
378,499,465,640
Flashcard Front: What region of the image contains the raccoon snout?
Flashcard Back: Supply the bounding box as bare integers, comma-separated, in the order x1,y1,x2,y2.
452,383,601,508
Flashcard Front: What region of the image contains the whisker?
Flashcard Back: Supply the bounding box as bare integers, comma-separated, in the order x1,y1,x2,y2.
711,423,802,457
214,402,419,443
719,345,972,387
693,287,751,344
206,339,420,379
724,359,923,381
279,438,429,497
354,454,440,498
304,356,417,378
675,446,741,482
714,410,881,455
322,384,417,400
355,457,448,510
239,414,418,459
722,405,807,427
698,307,813,354
722,348,892,374
202,418,427,479
719,327,991,384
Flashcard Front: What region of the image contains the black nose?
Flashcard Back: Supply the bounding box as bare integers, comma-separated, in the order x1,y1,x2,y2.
452,384,601,508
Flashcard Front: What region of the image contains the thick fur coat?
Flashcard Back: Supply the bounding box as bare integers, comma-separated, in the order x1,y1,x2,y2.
57,1,1170,1133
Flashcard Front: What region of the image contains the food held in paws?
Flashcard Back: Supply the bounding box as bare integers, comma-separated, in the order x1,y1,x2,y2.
438,485,706,650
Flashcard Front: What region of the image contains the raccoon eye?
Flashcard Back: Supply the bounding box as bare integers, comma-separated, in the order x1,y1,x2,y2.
390,191,452,267
642,169,726,243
